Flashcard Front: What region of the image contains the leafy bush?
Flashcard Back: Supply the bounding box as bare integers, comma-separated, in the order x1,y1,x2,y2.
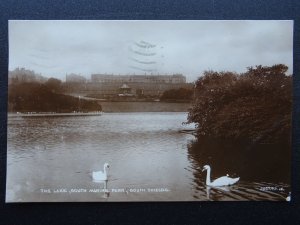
187,64,292,143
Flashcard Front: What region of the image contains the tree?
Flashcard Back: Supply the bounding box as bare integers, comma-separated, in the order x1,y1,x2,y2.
187,65,292,143
160,88,193,101
45,78,62,93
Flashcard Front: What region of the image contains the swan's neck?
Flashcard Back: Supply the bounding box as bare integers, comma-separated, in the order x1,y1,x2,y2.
206,168,211,185
103,166,108,175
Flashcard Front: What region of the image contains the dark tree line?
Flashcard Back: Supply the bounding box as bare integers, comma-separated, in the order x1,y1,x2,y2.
160,88,193,102
8,80,102,113
187,64,292,144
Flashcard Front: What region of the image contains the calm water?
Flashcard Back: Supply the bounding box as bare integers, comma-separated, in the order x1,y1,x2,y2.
6,112,290,202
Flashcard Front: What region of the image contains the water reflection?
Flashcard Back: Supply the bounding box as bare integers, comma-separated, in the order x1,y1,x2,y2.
187,138,291,201
206,186,232,200
92,180,110,199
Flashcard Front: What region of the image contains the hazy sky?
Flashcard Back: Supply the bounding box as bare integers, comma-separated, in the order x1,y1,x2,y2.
9,20,293,82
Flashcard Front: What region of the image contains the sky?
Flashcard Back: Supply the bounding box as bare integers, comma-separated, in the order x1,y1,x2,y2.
9,20,293,82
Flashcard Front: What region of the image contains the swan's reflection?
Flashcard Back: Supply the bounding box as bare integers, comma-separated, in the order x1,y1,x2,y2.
206,185,231,200
92,163,110,199
93,180,110,199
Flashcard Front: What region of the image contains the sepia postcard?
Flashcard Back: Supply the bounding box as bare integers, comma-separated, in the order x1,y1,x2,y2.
6,20,293,202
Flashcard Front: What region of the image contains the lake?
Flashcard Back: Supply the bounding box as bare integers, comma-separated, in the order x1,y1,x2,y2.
6,112,290,202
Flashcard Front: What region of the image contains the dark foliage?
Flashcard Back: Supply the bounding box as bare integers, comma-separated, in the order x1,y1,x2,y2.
45,77,62,93
187,64,292,144
8,82,102,113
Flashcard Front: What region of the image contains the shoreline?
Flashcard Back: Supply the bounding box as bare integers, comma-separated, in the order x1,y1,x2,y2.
8,102,191,114
8,112,103,117
99,101,191,112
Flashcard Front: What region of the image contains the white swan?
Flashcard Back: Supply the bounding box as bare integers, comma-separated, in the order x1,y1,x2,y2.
202,165,239,187
92,163,110,182
286,192,291,201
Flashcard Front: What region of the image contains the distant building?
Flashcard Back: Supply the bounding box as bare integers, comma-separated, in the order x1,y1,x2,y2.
91,74,186,84
63,73,192,98
8,67,47,84
66,73,87,83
